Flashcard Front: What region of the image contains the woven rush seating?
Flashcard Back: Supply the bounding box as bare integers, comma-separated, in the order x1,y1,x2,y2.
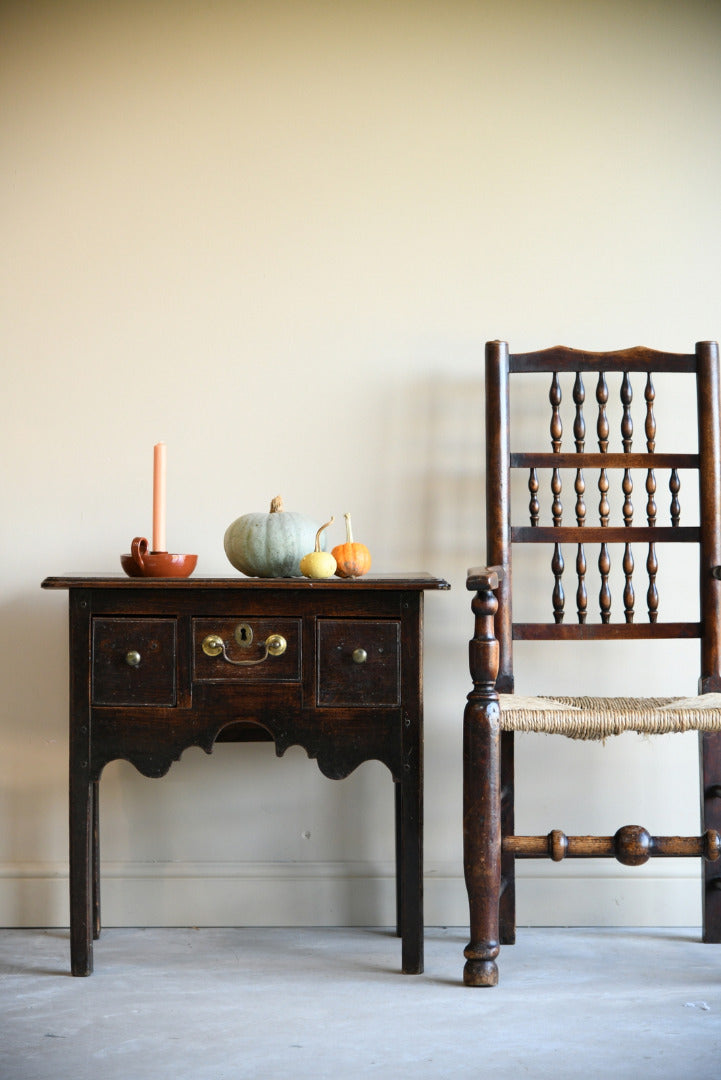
497,693,721,739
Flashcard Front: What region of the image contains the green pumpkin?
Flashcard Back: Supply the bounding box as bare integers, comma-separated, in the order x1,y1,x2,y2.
224,495,325,578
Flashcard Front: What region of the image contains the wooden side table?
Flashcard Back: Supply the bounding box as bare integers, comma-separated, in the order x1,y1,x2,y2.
42,574,449,976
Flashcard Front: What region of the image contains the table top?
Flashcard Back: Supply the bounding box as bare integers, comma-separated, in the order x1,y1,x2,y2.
42,574,450,592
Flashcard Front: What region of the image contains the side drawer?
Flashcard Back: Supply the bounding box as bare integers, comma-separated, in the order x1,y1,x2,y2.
193,618,301,682
92,618,177,706
317,619,401,707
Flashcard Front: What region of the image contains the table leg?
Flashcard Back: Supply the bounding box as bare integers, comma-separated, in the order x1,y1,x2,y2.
69,767,94,975
68,591,94,975
92,781,101,940
398,594,424,974
394,780,403,937
399,764,423,974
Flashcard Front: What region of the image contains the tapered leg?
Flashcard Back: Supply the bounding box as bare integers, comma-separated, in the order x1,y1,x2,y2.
69,767,94,975
398,592,424,974
463,695,502,986
399,771,423,974
700,731,721,942
92,781,101,940
68,590,93,975
394,780,403,937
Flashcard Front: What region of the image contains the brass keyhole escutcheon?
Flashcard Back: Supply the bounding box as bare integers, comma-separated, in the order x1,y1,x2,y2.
234,623,254,648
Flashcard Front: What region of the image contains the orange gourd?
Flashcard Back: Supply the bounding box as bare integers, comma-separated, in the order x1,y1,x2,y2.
332,512,371,578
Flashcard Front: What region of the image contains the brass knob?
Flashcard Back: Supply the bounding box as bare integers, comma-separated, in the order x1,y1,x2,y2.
202,634,224,657
352,648,368,664
125,650,141,668
266,633,287,657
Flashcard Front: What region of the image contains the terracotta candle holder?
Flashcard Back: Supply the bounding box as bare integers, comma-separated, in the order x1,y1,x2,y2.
121,536,197,579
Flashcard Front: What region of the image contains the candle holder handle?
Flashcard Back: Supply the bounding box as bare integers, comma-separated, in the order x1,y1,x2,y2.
130,536,149,570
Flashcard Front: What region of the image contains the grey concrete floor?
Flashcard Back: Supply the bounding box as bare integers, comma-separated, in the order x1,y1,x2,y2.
1,926,720,1079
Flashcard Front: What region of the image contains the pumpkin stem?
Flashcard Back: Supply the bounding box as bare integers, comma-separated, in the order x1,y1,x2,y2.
270,495,284,513
344,512,354,544
315,516,335,552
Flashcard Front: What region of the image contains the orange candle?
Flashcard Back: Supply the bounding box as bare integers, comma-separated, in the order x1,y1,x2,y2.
152,442,167,552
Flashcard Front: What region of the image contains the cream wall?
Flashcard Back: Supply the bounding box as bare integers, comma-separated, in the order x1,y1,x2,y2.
2,0,721,930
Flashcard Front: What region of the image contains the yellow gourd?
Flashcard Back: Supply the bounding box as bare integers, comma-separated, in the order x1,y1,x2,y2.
300,518,337,579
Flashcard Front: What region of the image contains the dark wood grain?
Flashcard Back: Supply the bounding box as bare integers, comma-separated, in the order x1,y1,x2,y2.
511,526,700,543
511,452,699,469
505,827,721,863
42,574,448,591
696,341,721,940
463,579,501,986
508,344,697,373
701,731,721,941
512,621,701,640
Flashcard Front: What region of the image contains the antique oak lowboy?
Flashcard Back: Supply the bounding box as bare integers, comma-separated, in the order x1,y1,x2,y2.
42,574,449,976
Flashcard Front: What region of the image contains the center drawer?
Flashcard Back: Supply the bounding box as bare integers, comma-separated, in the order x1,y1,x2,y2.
192,618,301,682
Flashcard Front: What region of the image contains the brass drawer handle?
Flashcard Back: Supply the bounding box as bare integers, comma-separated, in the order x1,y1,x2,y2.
125,650,142,668
352,648,368,664
201,633,287,665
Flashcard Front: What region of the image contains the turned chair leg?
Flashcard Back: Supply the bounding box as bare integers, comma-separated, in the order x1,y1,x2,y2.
499,729,516,945
463,695,502,986
701,731,721,942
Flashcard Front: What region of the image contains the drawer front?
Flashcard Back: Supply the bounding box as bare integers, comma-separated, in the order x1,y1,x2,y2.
193,618,301,682
92,618,177,706
317,619,401,707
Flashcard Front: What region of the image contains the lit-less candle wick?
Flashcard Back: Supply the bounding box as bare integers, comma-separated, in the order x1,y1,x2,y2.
153,442,167,552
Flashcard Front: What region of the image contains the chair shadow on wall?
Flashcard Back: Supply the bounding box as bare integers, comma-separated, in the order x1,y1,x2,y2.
377,371,487,585
374,372,489,915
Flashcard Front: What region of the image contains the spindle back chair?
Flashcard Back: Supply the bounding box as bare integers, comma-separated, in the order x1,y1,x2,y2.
463,339,721,987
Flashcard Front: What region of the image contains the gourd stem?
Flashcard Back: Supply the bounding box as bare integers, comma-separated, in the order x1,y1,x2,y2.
315,517,335,552
344,512,354,544
270,495,284,513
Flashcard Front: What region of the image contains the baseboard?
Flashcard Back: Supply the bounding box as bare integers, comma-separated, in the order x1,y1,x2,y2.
0,860,702,928
512,861,703,927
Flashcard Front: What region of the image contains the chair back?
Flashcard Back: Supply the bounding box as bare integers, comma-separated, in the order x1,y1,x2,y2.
484,340,721,694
